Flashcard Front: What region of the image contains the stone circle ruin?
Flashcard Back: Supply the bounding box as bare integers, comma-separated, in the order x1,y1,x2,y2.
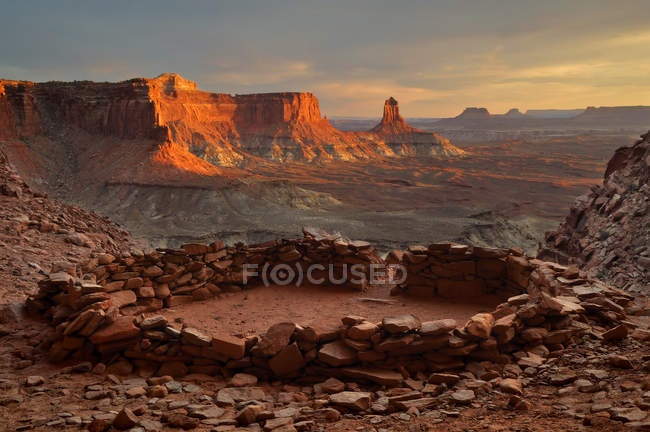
26,226,634,389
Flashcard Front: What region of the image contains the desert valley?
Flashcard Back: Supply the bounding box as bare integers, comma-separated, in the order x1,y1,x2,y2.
0,74,643,255
0,2,649,432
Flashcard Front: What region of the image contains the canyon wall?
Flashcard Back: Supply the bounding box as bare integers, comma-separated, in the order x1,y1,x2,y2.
0,74,461,167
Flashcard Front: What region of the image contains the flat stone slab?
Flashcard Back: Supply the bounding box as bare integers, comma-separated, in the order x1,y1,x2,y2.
341,367,403,386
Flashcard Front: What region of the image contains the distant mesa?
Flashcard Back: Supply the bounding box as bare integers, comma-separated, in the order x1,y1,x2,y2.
572,105,650,126
456,107,491,119
503,108,525,118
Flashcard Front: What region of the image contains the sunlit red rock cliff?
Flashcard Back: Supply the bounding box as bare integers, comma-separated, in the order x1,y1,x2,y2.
0,73,461,171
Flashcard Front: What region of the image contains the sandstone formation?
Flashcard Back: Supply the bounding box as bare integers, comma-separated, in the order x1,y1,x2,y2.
367,97,463,158
540,131,649,294
0,74,460,168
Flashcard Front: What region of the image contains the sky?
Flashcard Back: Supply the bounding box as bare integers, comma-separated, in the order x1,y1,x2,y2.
2,0,650,117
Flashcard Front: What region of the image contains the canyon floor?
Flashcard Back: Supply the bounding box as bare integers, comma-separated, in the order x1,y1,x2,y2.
42,132,633,255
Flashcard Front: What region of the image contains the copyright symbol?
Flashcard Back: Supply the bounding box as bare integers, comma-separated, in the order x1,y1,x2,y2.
270,264,295,286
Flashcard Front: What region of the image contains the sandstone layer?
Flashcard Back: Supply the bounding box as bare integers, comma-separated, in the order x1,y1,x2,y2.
0,74,461,168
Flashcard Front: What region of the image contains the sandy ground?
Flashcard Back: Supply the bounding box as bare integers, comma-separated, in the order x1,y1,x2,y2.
154,284,504,338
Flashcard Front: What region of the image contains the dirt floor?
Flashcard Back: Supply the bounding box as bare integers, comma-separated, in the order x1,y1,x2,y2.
154,284,504,338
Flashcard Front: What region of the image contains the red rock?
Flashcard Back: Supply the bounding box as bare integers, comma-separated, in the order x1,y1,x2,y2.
520,327,549,343
464,313,495,339
341,367,403,386
211,334,246,359
154,284,171,298
329,391,371,411
382,314,421,334
236,404,264,425
601,324,628,341
181,327,211,346
161,413,199,430
143,266,164,278
316,377,345,394
428,373,460,385
609,354,633,369
97,253,116,265
88,419,111,432
347,322,379,340
104,281,125,292
147,385,168,398
499,378,523,395
268,342,305,375
124,277,143,289
318,340,357,367
136,286,155,298
257,322,296,356
113,407,138,430
419,319,456,336
108,290,137,309
231,373,258,387
90,316,140,344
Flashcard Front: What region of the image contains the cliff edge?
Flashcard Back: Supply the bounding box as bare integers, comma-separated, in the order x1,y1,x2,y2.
539,131,650,293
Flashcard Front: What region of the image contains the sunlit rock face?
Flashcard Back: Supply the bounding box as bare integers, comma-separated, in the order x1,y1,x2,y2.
0,74,462,166
368,97,464,158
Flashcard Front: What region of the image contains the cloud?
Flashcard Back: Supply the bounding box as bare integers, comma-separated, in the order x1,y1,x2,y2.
203,59,314,86
607,30,650,46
